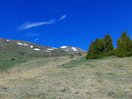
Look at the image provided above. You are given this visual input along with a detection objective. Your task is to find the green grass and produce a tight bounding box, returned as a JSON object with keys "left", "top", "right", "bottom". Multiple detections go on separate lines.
{"left": 0, "top": 53, "right": 35, "bottom": 71}
{"left": 0, "top": 59, "right": 27, "bottom": 71}
{"left": 61, "top": 56, "right": 114, "bottom": 69}
{"left": 61, "top": 57, "right": 88, "bottom": 68}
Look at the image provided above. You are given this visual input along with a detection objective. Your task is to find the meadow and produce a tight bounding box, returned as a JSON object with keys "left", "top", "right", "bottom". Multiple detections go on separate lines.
{"left": 0, "top": 56, "right": 132, "bottom": 99}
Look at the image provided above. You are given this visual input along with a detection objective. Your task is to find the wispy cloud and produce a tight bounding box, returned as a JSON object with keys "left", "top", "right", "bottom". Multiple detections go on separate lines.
{"left": 18, "top": 14, "right": 67, "bottom": 30}
{"left": 18, "top": 19, "right": 55, "bottom": 30}
{"left": 34, "top": 38, "right": 39, "bottom": 42}
{"left": 59, "top": 14, "right": 67, "bottom": 21}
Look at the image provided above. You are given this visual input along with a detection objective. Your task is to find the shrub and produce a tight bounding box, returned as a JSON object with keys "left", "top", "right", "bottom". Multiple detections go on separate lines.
{"left": 11, "top": 58, "right": 15, "bottom": 61}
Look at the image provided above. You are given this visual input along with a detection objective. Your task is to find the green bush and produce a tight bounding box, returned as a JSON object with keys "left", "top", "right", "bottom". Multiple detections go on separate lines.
{"left": 11, "top": 58, "right": 15, "bottom": 61}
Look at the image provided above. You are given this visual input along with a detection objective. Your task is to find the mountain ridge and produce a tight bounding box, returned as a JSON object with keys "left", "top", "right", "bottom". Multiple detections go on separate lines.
{"left": 0, "top": 38, "right": 85, "bottom": 57}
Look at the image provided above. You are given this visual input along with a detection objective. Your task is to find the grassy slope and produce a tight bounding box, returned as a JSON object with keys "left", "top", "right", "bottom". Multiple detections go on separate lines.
{"left": 0, "top": 51, "right": 34, "bottom": 70}
{"left": 0, "top": 56, "right": 132, "bottom": 99}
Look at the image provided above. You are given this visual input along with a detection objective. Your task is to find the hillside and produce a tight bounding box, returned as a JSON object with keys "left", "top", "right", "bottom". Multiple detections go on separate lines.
{"left": 0, "top": 38, "right": 84, "bottom": 70}
{"left": 0, "top": 56, "right": 132, "bottom": 99}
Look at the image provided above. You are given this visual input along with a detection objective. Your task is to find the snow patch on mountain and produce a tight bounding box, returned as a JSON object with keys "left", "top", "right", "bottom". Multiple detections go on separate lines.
{"left": 17, "top": 42, "right": 23, "bottom": 46}
{"left": 72, "top": 47, "right": 78, "bottom": 52}
{"left": 30, "top": 45, "right": 33, "bottom": 48}
{"left": 34, "top": 48, "right": 41, "bottom": 51}
{"left": 23, "top": 43, "right": 28, "bottom": 46}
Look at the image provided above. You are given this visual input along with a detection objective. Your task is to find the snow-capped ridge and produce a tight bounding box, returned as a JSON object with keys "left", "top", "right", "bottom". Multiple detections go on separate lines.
{"left": 0, "top": 38, "right": 85, "bottom": 57}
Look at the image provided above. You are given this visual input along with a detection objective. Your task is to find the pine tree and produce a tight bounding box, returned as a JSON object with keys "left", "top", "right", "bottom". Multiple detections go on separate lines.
{"left": 86, "top": 40, "right": 98, "bottom": 59}
{"left": 86, "top": 39, "right": 105, "bottom": 59}
{"left": 116, "top": 32, "right": 132, "bottom": 57}
{"left": 104, "top": 35, "right": 113, "bottom": 51}
{"left": 103, "top": 35, "right": 114, "bottom": 56}
{"left": 86, "top": 34, "right": 114, "bottom": 59}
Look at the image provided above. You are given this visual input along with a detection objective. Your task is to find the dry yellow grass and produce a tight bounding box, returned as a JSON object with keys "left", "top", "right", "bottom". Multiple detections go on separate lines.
{"left": 0, "top": 56, "right": 132, "bottom": 99}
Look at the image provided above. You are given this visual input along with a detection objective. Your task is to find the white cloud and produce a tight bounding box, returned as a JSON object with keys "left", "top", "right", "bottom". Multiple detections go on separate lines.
{"left": 18, "top": 19, "right": 55, "bottom": 30}
{"left": 18, "top": 14, "right": 67, "bottom": 30}
{"left": 59, "top": 14, "right": 67, "bottom": 21}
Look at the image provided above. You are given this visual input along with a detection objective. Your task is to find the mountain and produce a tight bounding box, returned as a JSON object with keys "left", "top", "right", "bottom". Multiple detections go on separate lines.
{"left": 0, "top": 38, "right": 85, "bottom": 58}
{"left": 0, "top": 38, "right": 85, "bottom": 69}
{"left": 60, "top": 46, "right": 85, "bottom": 54}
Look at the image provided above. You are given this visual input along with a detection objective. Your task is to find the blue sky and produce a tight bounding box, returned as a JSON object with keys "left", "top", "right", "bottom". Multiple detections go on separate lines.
{"left": 0, "top": 0, "right": 132, "bottom": 50}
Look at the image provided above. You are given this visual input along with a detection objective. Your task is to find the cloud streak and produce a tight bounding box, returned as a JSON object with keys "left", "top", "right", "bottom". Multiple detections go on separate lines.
{"left": 18, "top": 14, "right": 67, "bottom": 30}
{"left": 59, "top": 14, "right": 67, "bottom": 21}
{"left": 18, "top": 19, "right": 55, "bottom": 30}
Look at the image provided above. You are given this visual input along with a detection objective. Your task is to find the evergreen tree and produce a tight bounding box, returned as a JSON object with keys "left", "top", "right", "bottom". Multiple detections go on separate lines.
{"left": 103, "top": 35, "right": 114, "bottom": 56}
{"left": 86, "top": 40, "right": 98, "bottom": 59}
{"left": 104, "top": 35, "right": 113, "bottom": 51}
{"left": 86, "top": 39, "right": 105, "bottom": 59}
{"left": 86, "top": 34, "right": 114, "bottom": 59}
{"left": 95, "top": 39, "right": 105, "bottom": 54}
{"left": 116, "top": 32, "right": 132, "bottom": 57}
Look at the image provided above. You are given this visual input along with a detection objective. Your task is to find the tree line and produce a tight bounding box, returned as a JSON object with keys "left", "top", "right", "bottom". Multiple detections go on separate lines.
{"left": 86, "top": 32, "right": 132, "bottom": 59}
